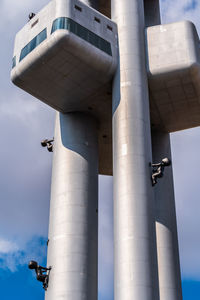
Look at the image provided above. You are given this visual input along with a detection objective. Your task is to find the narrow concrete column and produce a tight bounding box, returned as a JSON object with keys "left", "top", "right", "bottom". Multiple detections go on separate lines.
{"left": 152, "top": 130, "right": 182, "bottom": 300}
{"left": 112, "top": 0, "right": 159, "bottom": 299}
{"left": 45, "top": 112, "right": 98, "bottom": 300}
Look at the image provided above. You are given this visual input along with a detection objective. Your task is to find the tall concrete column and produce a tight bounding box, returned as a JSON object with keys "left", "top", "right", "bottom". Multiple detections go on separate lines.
{"left": 45, "top": 112, "right": 98, "bottom": 300}
{"left": 112, "top": 0, "right": 159, "bottom": 299}
{"left": 152, "top": 130, "right": 182, "bottom": 300}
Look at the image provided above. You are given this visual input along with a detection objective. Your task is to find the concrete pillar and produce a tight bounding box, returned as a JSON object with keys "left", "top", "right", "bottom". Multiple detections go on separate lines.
{"left": 45, "top": 112, "right": 98, "bottom": 300}
{"left": 152, "top": 130, "right": 182, "bottom": 300}
{"left": 111, "top": 0, "right": 159, "bottom": 299}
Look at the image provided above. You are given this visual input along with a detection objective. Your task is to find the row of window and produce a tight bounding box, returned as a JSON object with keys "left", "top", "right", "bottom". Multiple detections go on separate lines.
{"left": 20, "top": 28, "right": 47, "bottom": 62}
{"left": 74, "top": 4, "right": 113, "bottom": 31}
{"left": 51, "top": 17, "right": 112, "bottom": 56}
{"left": 12, "top": 56, "right": 16, "bottom": 69}
{"left": 12, "top": 17, "right": 112, "bottom": 69}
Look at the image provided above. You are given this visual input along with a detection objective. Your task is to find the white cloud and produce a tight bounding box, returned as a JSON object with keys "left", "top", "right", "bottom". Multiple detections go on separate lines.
{"left": 0, "top": 239, "right": 18, "bottom": 254}
{"left": 0, "top": 237, "right": 47, "bottom": 273}
{"left": 161, "top": 0, "right": 200, "bottom": 32}
{"left": 0, "top": 88, "right": 54, "bottom": 128}
{"left": 1, "top": 0, "right": 49, "bottom": 22}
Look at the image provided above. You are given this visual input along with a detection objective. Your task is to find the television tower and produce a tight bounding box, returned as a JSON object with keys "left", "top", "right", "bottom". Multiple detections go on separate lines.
{"left": 11, "top": 0, "right": 200, "bottom": 299}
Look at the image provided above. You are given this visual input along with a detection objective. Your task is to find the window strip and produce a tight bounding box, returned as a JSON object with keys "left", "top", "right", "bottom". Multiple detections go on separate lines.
{"left": 94, "top": 17, "right": 100, "bottom": 23}
{"left": 20, "top": 28, "right": 47, "bottom": 62}
{"left": 107, "top": 25, "right": 113, "bottom": 31}
{"left": 74, "top": 5, "right": 82, "bottom": 12}
{"left": 51, "top": 17, "right": 112, "bottom": 56}
{"left": 12, "top": 56, "right": 16, "bottom": 69}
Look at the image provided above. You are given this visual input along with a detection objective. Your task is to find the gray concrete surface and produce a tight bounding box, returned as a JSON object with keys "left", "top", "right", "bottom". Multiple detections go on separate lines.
{"left": 147, "top": 21, "right": 200, "bottom": 132}
{"left": 45, "top": 112, "right": 98, "bottom": 300}
{"left": 111, "top": 0, "right": 159, "bottom": 299}
{"left": 11, "top": 0, "right": 118, "bottom": 113}
{"left": 152, "top": 130, "right": 182, "bottom": 300}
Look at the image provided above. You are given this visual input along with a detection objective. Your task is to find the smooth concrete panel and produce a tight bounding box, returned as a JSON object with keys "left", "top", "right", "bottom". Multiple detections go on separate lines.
{"left": 152, "top": 130, "right": 182, "bottom": 300}
{"left": 45, "top": 112, "right": 98, "bottom": 300}
{"left": 11, "top": 0, "right": 118, "bottom": 112}
{"left": 112, "top": 0, "right": 159, "bottom": 299}
{"left": 147, "top": 21, "right": 200, "bottom": 132}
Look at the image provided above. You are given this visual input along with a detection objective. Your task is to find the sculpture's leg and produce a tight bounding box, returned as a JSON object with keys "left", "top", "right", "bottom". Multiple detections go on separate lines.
{"left": 112, "top": 0, "right": 159, "bottom": 299}
{"left": 45, "top": 112, "right": 98, "bottom": 300}
{"left": 152, "top": 130, "right": 182, "bottom": 300}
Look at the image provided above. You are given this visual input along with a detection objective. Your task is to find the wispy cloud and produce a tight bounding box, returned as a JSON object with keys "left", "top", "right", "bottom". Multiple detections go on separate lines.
{"left": 0, "top": 239, "right": 18, "bottom": 254}
{"left": 183, "top": 0, "right": 198, "bottom": 12}
{"left": 0, "top": 236, "right": 47, "bottom": 273}
{"left": 161, "top": 0, "right": 200, "bottom": 29}
{"left": 1, "top": 0, "right": 49, "bottom": 22}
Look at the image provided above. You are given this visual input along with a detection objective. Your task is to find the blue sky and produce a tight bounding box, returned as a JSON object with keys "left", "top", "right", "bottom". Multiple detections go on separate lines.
{"left": 0, "top": 0, "right": 200, "bottom": 299}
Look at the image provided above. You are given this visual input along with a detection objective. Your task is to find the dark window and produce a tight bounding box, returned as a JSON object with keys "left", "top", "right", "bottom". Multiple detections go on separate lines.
{"left": 94, "top": 17, "right": 100, "bottom": 23}
{"left": 76, "top": 23, "right": 88, "bottom": 40}
{"left": 51, "top": 17, "right": 112, "bottom": 56}
{"left": 107, "top": 25, "right": 113, "bottom": 31}
{"left": 75, "top": 5, "right": 82, "bottom": 12}
{"left": 37, "top": 28, "right": 47, "bottom": 44}
{"left": 12, "top": 56, "right": 16, "bottom": 69}
{"left": 20, "top": 28, "right": 47, "bottom": 61}
{"left": 31, "top": 19, "right": 39, "bottom": 28}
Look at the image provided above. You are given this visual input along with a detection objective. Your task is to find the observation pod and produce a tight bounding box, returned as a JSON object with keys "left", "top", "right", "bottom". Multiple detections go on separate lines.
{"left": 11, "top": 0, "right": 118, "bottom": 175}
{"left": 147, "top": 21, "right": 200, "bottom": 132}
